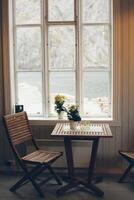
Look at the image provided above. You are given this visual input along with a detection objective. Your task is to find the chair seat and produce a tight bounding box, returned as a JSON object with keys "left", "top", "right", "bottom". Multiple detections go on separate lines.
{"left": 3, "top": 112, "right": 63, "bottom": 197}
{"left": 119, "top": 151, "right": 134, "bottom": 160}
{"left": 22, "top": 150, "right": 62, "bottom": 164}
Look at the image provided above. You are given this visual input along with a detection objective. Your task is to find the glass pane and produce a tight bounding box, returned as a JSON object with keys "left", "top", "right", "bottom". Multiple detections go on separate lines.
{"left": 83, "top": 72, "right": 111, "bottom": 117}
{"left": 49, "top": 72, "right": 75, "bottom": 116}
{"left": 83, "top": 26, "right": 110, "bottom": 69}
{"left": 83, "top": 0, "right": 110, "bottom": 23}
{"left": 48, "top": 0, "right": 74, "bottom": 21}
{"left": 48, "top": 26, "right": 75, "bottom": 69}
{"left": 17, "top": 72, "right": 43, "bottom": 116}
{"left": 15, "top": 0, "right": 41, "bottom": 24}
{"left": 16, "top": 27, "right": 42, "bottom": 71}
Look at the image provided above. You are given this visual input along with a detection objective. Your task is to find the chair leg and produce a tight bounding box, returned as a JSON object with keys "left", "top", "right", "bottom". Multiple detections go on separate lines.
{"left": 10, "top": 164, "right": 43, "bottom": 192}
{"left": 11, "top": 173, "right": 44, "bottom": 198}
{"left": 10, "top": 164, "right": 45, "bottom": 198}
{"left": 28, "top": 175, "right": 45, "bottom": 198}
{"left": 10, "top": 176, "right": 28, "bottom": 192}
{"left": 119, "top": 164, "right": 133, "bottom": 183}
{"left": 47, "top": 166, "right": 62, "bottom": 185}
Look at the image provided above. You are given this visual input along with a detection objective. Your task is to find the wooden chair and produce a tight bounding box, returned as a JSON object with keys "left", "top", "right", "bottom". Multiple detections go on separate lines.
{"left": 3, "top": 111, "right": 63, "bottom": 198}
{"left": 119, "top": 150, "right": 134, "bottom": 182}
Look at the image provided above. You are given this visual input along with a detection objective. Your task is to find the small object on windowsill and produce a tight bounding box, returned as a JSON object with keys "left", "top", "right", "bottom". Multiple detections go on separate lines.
{"left": 58, "top": 111, "right": 65, "bottom": 119}
{"left": 54, "top": 94, "right": 67, "bottom": 119}
{"left": 15, "top": 105, "right": 24, "bottom": 113}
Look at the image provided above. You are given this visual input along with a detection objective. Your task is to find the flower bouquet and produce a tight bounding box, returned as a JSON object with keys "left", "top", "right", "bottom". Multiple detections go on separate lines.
{"left": 67, "top": 104, "right": 81, "bottom": 130}
{"left": 55, "top": 94, "right": 66, "bottom": 119}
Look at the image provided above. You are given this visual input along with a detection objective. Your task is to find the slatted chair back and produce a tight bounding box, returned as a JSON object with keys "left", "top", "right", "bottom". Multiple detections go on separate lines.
{"left": 3, "top": 112, "right": 63, "bottom": 198}
{"left": 3, "top": 112, "right": 33, "bottom": 146}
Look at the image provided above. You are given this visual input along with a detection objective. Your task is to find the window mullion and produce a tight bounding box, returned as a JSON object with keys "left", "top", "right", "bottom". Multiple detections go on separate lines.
{"left": 76, "top": 0, "right": 82, "bottom": 114}
{"left": 44, "top": 0, "right": 49, "bottom": 117}
{"left": 13, "top": 0, "right": 17, "bottom": 109}
{"left": 47, "top": 21, "right": 76, "bottom": 25}
{"left": 40, "top": 0, "right": 45, "bottom": 117}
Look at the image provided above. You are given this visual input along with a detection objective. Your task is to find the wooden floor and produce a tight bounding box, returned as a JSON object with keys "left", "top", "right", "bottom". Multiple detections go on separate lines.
{"left": 0, "top": 173, "right": 134, "bottom": 200}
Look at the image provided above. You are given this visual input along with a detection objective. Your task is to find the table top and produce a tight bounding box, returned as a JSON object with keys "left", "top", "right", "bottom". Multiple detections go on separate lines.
{"left": 51, "top": 122, "right": 112, "bottom": 138}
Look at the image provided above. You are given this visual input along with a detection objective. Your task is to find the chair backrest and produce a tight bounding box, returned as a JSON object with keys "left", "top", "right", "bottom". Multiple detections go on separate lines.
{"left": 3, "top": 111, "right": 33, "bottom": 146}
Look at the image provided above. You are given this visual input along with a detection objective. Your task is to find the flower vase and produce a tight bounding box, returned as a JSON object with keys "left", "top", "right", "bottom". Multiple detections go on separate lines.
{"left": 58, "top": 111, "right": 64, "bottom": 119}
{"left": 69, "top": 120, "right": 78, "bottom": 130}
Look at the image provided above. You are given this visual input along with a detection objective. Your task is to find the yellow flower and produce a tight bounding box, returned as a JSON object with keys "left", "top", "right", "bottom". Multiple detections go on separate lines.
{"left": 68, "top": 104, "right": 79, "bottom": 112}
{"left": 55, "top": 94, "right": 65, "bottom": 103}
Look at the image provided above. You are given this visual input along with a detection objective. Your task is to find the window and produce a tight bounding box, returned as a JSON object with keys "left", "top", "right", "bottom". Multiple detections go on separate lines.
{"left": 10, "top": 0, "right": 112, "bottom": 118}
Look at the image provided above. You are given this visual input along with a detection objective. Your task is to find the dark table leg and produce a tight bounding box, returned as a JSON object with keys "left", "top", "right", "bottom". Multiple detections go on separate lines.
{"left": 88, "top": 138, "right": 99, "bottom": 182}
{"left": 57, "top": 137, "right": 79, "bottom": 195}
{"left": 64, "top": 137, "right": 75, "bottom": 181}
{"left": 57, "top": 137, "right": 104, "bottom": 197}
{"left": 86, "top": 138, "right": 104, "bottom": 197}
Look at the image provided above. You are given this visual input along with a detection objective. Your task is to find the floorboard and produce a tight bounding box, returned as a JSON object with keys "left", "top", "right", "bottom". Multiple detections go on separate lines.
{"left": 0, "top": 173, "right": 134, "bottom": 200}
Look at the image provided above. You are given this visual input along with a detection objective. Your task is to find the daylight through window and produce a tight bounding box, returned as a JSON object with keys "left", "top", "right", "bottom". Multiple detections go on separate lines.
{"left": 11, "top": 0, "right": 112, "bottom": 118}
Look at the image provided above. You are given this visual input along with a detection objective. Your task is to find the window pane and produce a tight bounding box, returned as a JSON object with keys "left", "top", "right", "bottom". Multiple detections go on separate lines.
{"left": 17, "top": 72, "right": 43, "bottom": 116}
{"left": 16, "top": 27, "right": 42, "bottom": 71}
{"left": 83, "top": 72, "right": 111, "bottom": 117}
{"left": 15, "top": 0, "right": 41, "bottom": 24}
{"left": 83, "top": 26, "right": 110, "bottom": 69}
{"left": 49, "top": 72, "right": 75, "bottom": 116}
{"left": 48, "top": 26, "right": 75, "bottom": 69}
{"left": 48, "top": 0, "right": 74, "bottom": 21}
{"left": 83, "top": 0, "right": 110, "bottom": 23}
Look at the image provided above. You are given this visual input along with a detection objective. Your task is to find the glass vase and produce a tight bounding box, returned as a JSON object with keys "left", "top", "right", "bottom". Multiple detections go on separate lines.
{"left": 69, "top": 120, "right": 78, "bottom": 130}
{"left": 58, "top": 111, "right": 64, "bottom": 119}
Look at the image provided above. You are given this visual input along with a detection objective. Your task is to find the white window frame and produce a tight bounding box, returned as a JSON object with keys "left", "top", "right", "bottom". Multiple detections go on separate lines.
{"left": 81, "top": 0, "right": 112, "bottom": 118}
{"left": 12, "top": 0, "right": 44, "bottom": 117}
{"left": 46, "top": 0, "right": 77, "bottom": 117}
{"left": 2, "top": 0, "right": 121, "bottom": 126}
